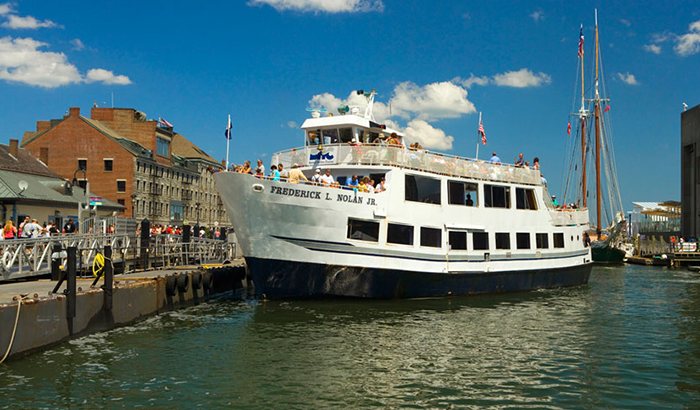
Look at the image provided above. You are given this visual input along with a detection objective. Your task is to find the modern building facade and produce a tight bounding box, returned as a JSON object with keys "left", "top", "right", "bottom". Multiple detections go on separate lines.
{"left": 681, "top": 104, "right": 700, "bottom": 238}
{"left": 21, "top": 107, "right": 226, "bottom": 227}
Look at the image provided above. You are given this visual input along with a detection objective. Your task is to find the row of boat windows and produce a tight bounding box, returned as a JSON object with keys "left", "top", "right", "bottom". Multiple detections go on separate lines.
{"left": 405, "top": 175, "right": 538, "bottom": 210}
{"left": 348, "top": 218, "right": 567, "bottom": 250}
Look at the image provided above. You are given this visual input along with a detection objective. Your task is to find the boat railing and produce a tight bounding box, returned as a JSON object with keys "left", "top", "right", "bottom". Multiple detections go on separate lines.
{"left": 272, "top": 144, "right": 543, "bottom": 186}
{"left": 549, "top": 208, "right": 590, "bottom": 226}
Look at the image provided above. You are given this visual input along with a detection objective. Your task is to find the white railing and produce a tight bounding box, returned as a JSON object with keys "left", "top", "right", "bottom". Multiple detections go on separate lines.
{"left": 549, "top": 208, "right": 590, "bottom": 226}
{"left": 272, "top": 144, "right": 543, "bottom": 185}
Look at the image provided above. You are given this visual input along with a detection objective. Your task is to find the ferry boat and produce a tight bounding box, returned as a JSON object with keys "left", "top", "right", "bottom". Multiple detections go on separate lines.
{"left": 215, "top": 91, "right": 592, "bottom": 298}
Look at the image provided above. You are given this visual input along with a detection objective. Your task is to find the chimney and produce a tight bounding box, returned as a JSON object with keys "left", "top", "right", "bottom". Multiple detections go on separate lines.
{"left": 9, "top": 139, "right": 18, "bottom": 157}
{"left": 68, "top": 107, "right": 80, "bottom": 117}
{"left": 36, "top": 120, "right": 51, "bottom": 133}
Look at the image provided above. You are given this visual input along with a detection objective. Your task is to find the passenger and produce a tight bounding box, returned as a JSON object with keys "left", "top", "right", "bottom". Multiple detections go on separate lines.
{"left": 367, "top": 178, "right": 376, "bottom": 193}
{"left": 320, "top": 168, "right": 335, "bottom": 186}
{"left": 583, "top": 232, "right": 591, "bottom": 247}
{"left": 240, "top": 160, "right": 252, "bottom": 174}
{"left": 514, "top": 153, "right": 525, "bottom": 167}
{"left": 375, "top": 177, "right": 387, "bottom": 192}
{"left": 270, "top": 165, "right": 280, "bottom": 181}
{"left": 255, "top": 159, "right": 265, "bottom": 176}
{"left": 466, "top": 193, "right": 474, "bottom": 206}
{"left": 287, "top": 164, "right": 308, "bottom": 184}
{"left": 278, "top": 163, "right": 289, "bottom": 180}
{"left": 348, "top": 175, "right": 359, "bottom": 188}
{"left": 387, "top": 133, "right": 401, "bottom": 147}
{"left": 532, "top": 157, "right": 540, "bottom": 170}
{"left": 489, "top": 152, "right": 501, "bottom": 164}
{"left": 3, "top": 220, "right": 17, "bottom": 239}
{"left": 524, "top": 161, "right": 530, "bottom": 168}
{"left": 552, "top": 195, "right": 559, "bottom": 207}
{"left": 311, "top": 168, "right": 323, "bottom": 184}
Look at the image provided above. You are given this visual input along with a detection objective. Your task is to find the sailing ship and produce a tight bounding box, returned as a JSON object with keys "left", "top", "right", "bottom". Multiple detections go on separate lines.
{"left": 564, "top": 10, "right": 627, "bottom": 263}
{"left": 215, "top": 91, "right": 593, "bottom": 299}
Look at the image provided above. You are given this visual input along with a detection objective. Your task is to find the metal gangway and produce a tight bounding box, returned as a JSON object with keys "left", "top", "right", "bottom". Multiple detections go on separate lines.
{"left": 0, "top": 232, "right": 236, "bottom": 282}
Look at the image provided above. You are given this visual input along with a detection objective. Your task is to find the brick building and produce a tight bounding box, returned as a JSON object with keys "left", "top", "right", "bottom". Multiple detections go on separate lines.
{"left": 21, "top": 107, "right": 226, "bottom": 227}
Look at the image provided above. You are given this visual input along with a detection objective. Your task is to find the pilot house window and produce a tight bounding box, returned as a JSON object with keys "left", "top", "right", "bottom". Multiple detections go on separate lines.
{"left": 448, "top": 181, "right": 478, "bottom": 206}
{"left": 515, "top": 188, "right": 538, "bottom": 210}
{"left": 405, "top": 175, "right": 441, "bottom": 204}
{"left": 484, "top": 184, "right": 511, "bottom": 208}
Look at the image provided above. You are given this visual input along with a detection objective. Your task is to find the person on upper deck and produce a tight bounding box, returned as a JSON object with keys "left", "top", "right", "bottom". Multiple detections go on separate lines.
{"left": 489, "top": 152, "right": 501, "bottom": 164}
{"left": 532, "top": 157, "right": 540, "bottom": 170}
{"left": 278, "top": 163, "right": 288, "bottom": 180}
{"left": 515, "top": 153, "right": 525, "bottom": 167}
{"left": 320, "top": 168, "right": 335, "bottom": 186}
{"left": 311, "top": 168, "right": 322, "bottom": 184}
{"left": 270, "top": 165, "right": 280, "bottom": 181}
{"left": 255, "top": 159, "right": 265, "bottom": 176}
{"left": 287, "top": 164, "right": 308, "bottom": 184}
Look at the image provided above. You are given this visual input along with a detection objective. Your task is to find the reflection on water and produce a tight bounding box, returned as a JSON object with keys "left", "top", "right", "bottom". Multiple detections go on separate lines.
{"left": 2, "top": 265, "right": 700, "bottom": 408}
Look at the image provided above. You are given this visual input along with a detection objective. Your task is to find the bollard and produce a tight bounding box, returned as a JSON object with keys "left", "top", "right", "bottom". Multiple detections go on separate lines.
{"left": 50, "top": 243, "right": 63, "bottom": 281}
{"left": 220, "top": 227, "right": 227, "bottom": 242}
{"left": 103, "top": 245, "right": 113, "bottom": 311}
{"left": 66, "top": 246, "right": 77, "bottom": 335}
{"left": 183, "top": 224, "right": 191, "bottom": 264}
{"left": 140, "top": 219, "right": 150, "bottom": 270}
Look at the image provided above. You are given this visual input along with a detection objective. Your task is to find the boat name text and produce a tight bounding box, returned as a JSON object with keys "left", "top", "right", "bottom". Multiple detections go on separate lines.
{"left": 269, "top": 186, "right": 376, "bottom": 206}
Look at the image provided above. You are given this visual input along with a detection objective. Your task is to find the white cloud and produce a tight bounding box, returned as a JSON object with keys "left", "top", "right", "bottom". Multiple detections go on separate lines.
{"left": 453, "top": 74, "right": 489, "bottom": 88}
{"left": 85, "top": 68, "right": 131, "bottom": 85}
{"left": 643, "top": 43, "right": 661, "bottom": 54}
{"left": 616, "top": 72, "right": 638, "bottom": 85}
{"left": 0, "top": 3, "right": 12, "bottom": 15}
{"left": 675, "top": 20, "right": 700, "bottom": 56}
{"left": 401, "top": 119, "right": 454, "bottom": 150}
{"left": 2, "top": 14, "right": 59, "bottom": 29}
{"left": 286, "top": 120, "right": 298, "bottom": 128}
{"left": 71, "top": 38, "right": 85, "bottom": 51}
{"left": 530, "top": 9, "right": 544, "bottom": 22}
{"left": 389, "top": 81, "right": 475, "bottom": 121}
{"left": 492, "top": 68, "right": 551, "bottom": 88}
{"left": 248, "top": 0, "right": 383, "bottom": 13}
{"left": 0, "top": 36, "right": 131, "bottom": 88}
{"left": 620, "top": 18, "right": 631, "bottom": 27}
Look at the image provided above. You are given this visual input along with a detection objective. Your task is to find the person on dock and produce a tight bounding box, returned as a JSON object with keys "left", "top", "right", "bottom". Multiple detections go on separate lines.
{"left": 3, "top": 220, "right": 17, "bottom": 239}
{"left": 63, "top": 218, "right": 76, "bottom": 234}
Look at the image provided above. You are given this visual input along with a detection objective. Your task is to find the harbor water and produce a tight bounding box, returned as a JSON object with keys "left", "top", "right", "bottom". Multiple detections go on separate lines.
{"left": 2, "top": 264, "right": 700, "bottom": 408}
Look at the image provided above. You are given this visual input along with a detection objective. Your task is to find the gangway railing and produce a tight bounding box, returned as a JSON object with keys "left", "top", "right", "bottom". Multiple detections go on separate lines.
{"left": 0, "top": 233, "right": 236, "bottom": 282}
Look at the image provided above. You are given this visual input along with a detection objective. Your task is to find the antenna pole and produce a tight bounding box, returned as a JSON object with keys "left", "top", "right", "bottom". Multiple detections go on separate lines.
{"left": 594, "top": 9, "right": 602, "bottom": 233}
{"left": 111, "top": 91, "right": 114, "bottom": 108}
{"left": 579, "top": 23, "right": 587, "bottom": 208}
{"left": 225, "top": 114, "right": 231, "bottom": 171}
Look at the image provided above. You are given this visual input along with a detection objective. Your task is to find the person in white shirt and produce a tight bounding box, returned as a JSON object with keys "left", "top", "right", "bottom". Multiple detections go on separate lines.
{"left": 311, "top": 168, "right": 323, "bottom": 184}
{"left": 23, "top": 218, "right": 42, "bottom": 238}
{"left": 320, "top": 169, "right": 335, "bottom": 186}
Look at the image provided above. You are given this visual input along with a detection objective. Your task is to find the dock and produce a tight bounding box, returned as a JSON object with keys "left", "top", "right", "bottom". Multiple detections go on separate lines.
{"left": 0, "top": 261, "right": 246, "bottom": 362}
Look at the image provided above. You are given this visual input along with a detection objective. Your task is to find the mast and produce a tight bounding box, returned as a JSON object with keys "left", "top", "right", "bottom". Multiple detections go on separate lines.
{"left": 578, "top": 24, "right": 587, "bottom": 208}
{"left": 594, "top": 9, "right": 602, "bottom": 234}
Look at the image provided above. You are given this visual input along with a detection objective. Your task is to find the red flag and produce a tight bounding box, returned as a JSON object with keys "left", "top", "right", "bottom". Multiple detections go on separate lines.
{"left": 578, "top": 25, "right": 584, "bottom": 58}
{"left": 478, "top": 121, "right": 486, "bottom": 145}
{"left": 567, "top": 121, "right": 571, "bottom": 136}
{"left": 604, "top": 105, "right": 610, "bottom": 113}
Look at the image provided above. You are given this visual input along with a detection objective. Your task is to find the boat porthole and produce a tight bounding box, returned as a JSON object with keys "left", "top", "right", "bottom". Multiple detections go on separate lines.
{"left": 571, "top": 235, "right": 574, "bottom": 241}
{"left": 252, "top": 184, "right": 264, "bottom": 193}
{"left": 577, "top": 235, "right": 580, "bottom": 240}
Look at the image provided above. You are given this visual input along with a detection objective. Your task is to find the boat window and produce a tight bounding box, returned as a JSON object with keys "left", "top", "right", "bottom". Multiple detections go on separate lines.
{"left": 495, "top": 233, "right": 510, "bottom": 250}
{"left": 347, "top": 218, "right": 379, "bottom": 242}
{"left": 516, "top": 233, "right": 531, "bottom": 249}
{"left": 553, "top": 233, "right": 565, "bottom": 248}
{"left": 339, "top": 127, "right": 353, "bottom": 143}
{"left": 387, "top": 223, "right": 414, "bottom": 245}
{"left": 484, "top": 184, "right": 511, "bottom": 208}
{"left": 321, "top": 128, "right": 339, "bottom": 144}
{"left": 472, "top": 232, "right": 489, "bottom": 250}
{"left": 420, "top": 227, "right": 442, "bottom": 248}
{"left": 307, "top": 131, "right": 320, "bottom": 145}
{"left": 536, "top": 233, "right": 549, "bottom": 249}
{"left": 448, "top": 231, "right": 467, "bottom": 250}
{"left": 368, "top": 132, "right": 379, "bottom": 143}
{"left": 405, "top": 174, "right": 441, "bottom": 204}
{"left": 448, "top": 181, "right": 478, "bottom": 206}
{"left": 515, "top": 188, "right": 538, "bottom": 210}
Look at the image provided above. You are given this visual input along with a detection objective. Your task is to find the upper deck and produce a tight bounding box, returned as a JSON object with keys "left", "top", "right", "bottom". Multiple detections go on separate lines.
{"left": 273, "top": 143, "right": 543, "bottom": 186}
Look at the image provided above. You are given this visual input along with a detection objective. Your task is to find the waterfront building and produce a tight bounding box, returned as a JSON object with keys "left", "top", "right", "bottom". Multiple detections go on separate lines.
{"left": 629, "top": 201, "right": 681, "bottom": 239}
{"left": 20, "top": 107, "right": 226, "bottom": 227}
{"left": 0, "top": 139, "right": 122, "bottom": 227}
{"left": 681, "top": 104, "right": 700, "bottom": 238}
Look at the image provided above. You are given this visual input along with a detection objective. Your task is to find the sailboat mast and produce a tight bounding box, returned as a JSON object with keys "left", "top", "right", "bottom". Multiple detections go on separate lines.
{"left": 594, "top": 9, "right": 602, "bottom": 234}
{"left": 579, "top": 24, "right": 587, "bottom": 208}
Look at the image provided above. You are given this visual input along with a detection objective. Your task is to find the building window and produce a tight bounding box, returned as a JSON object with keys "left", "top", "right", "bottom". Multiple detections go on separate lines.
{"left": 387, "top": 223, "right": 414, "bottom": 245}
{"left": 405, "top": 174, "right": 441, "bottom": 204}
{"left": 448, "top": 181, "right": 478, "bottom": 206}
{"left": 515, "top": 188, "right": 538, "bottom": 210}
{"left": 78, "top": 159, "right": 87, "bottom": 171}
{"left": 117, "top": 179, "right": 127, "bottom": 193}
{"left": 448, "top": 231, "right": 467, "bottom": 250}
{"left": 347, "top": 218, "right": 379, "bottom": 242}
{"left": 553, "top": 233, "right": 565, "bottom": 248}
{"left": 420, "top": 227, "right": 442, "bottom": 248}
{"left": 104, "top": 159, "right": 113, "bottom": 172}
{"left": 473, "top": 232, "right": 489, "bottom": 250}
{"left": 536, "top": 233, "right": 549, "bottom": 249}
{"left": 484, "top": 184, "right": 511, "bottom": 208}
{"left": 495, "top": 232, "right": 510, "bottom": 250}
{"left": 157, "top": 137, "right": 170, "bottom": 157}
{"left": 516, "top": 233, "right": 531, "bottom": 249}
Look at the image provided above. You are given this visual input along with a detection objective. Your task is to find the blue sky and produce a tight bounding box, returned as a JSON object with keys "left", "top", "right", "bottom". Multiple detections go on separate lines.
{"left": 0, "top": 0, "right": 699, "bottom": 211}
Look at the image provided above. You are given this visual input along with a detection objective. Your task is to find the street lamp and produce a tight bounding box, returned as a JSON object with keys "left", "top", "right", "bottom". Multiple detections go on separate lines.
{"left": 72, "top": 168, "right": 87, "bottom": 233}
{"left": 195, "top": 202, "right": 201, "bottom": 238}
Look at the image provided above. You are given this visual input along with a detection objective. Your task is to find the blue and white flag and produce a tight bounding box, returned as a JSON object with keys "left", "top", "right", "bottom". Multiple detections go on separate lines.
{"left": 225, "top": 115, "right": 232, "bottom": 140}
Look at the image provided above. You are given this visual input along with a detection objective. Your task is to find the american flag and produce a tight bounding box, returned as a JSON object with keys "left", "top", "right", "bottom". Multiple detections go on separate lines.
{"left": 224, "top": 114, "right": 232, "bottom": 140}
{"left": 159, "top": 117, "right": 173, "bottom": 128}
{"left": 567, "top": 121, "right": 572, "bottom": 136}
{"left": 478, "top": 121, "right": 486, "bottom": 145}
{"left": 578, "top": 25, "right": 584, "bottom": 58}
